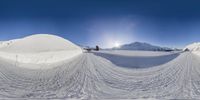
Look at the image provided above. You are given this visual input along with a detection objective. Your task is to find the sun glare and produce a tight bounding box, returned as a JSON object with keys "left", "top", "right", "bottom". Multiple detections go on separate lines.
{"left": 114, "top": 42, "right": 120, "bottom": 48}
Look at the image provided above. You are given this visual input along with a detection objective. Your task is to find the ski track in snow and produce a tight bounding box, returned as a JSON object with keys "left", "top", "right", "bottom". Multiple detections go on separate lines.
{"left": 0, "top": 51, "right": 200, "bottom": 99}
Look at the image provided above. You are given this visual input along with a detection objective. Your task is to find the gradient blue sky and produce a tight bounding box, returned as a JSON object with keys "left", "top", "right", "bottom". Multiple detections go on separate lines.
{"left": 1, "top": 0, "right": 200, "bottom": 48}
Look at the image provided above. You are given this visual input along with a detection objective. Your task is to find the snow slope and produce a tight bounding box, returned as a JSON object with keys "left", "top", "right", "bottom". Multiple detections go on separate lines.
{"left": 184, "top": 42, "right": 200, "bottom": 51}
{"left": 0, "top": 50, "right": 200, "bottom": 99}
{"left": 0, "top": 34, "right": 82, "bottom": 67}
{"left": 184, "top": 42, "right": 200, "bottom": 56}
{"left": 113, "top": 42, "right": 173, "bottom": 51}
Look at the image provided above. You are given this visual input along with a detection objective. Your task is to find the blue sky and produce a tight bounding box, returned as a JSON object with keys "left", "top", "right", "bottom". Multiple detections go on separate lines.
{"left": 0, "top": 0, "right": 200, "bottom": 48}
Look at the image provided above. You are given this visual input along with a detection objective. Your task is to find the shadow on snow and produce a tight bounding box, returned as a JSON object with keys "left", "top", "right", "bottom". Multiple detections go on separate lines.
{"left": 93, "top": 52, "right": 180, "bottom": 68}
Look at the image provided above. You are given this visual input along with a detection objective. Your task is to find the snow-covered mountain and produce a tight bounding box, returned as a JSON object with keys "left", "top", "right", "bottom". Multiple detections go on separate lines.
{"left": 113, "top": 42, "right": 173, "bottom": 51}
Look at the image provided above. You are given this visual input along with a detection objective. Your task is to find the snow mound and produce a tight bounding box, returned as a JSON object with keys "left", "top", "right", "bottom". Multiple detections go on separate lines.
{"left": 0, "top": 34, "right": 82, "bottom": 66}
{"left": 184, "top": 42, "right": 200, "bottom": 51}
{"left": 184, "top": 42, "right": 200, "bottom": 56}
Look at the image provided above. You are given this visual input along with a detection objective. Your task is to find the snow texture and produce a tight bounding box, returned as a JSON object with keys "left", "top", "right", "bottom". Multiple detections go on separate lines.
{"left": 184, "top": 42, "right": 200, "bottom": 57}
{"left": 0, "top": 35, "right": 200, "bottom": 99}
{"left": 0, "top": 34, "right": 82, "bottom": 68}
{"left": 0, "top": 49, "right": 200, "bottom": 99}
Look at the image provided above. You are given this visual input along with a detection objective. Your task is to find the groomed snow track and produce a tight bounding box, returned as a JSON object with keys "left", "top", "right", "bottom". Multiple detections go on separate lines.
{"left": 0, "top": 52, "right": 200, "bottom": 99}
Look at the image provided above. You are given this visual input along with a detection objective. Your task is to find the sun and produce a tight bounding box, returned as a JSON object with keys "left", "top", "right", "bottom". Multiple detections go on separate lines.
{"left": 114, "top": 42, "right": 120, "bottom": 48}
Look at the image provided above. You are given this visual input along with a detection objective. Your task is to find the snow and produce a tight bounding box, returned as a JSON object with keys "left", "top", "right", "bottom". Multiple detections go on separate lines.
{"left": 93, "top": 50, "right": 180, "bottom": 68}
{"left": 184, "top": 42, "right": 200, "bottom": 51}
{"left": 0, "top": 49, "right": 200, "bottom": 99}
{"left": 113, "top": 42, "right": 173, "bottom": 51}
{"left": 0, "top": 34, "right": 82, "bottom": 67}
{"left": 95, "top": 50, "right": 178, "bottom": 57}
{"left": 0, "top": 35, "right": 200, "bottom": 99}
{"left": 184, "top": 42, "right": 200, "bottom": 57}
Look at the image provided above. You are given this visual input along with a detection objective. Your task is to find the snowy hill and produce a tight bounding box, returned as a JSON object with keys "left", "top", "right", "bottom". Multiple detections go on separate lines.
{"left": 184, "top": 42, "right": 200, "bottom": 51}
{"left": 113, "top": 42, "right": 173, "bottom": 51}
{"left": 0, "top": 34, "right": 81, "bottom": 52}
{"left": 0, "top": 34, "right": 82, "bottom": 66}
{"left": 184, "top": 42, "right": 200, "bottom": 56}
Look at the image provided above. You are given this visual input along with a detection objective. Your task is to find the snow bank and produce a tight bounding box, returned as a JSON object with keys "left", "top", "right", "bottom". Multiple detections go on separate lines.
{"left": 184, "top": 42, "right": 200, "bottom": 51}
{"left": 0, "top": 34, "right": 82, "bottom": 64}
{"left": 184, "top": 42, "right": 200, "bottom": 56}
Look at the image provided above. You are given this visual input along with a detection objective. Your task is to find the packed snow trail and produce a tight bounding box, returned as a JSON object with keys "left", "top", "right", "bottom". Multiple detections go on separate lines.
{"left": 0, "top": 52, "right": 200, "bottom": 99}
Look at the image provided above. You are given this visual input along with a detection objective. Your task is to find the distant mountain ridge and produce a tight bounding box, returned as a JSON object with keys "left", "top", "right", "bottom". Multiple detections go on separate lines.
{"left": 112, "top": 42, "right": 175, "bottom": 51}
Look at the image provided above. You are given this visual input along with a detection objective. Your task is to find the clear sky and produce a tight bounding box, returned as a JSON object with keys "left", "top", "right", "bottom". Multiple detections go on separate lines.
{"left": 1, "top": 0, "right": 200, "bottom": 48}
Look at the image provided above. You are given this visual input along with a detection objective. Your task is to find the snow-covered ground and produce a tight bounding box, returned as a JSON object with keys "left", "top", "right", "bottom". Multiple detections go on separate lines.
{"left": 95, "top": 50, "right": 179, "bottom": 57}
{"left": 0, "top": 35, "right": 200, "bottom": 99}
{"left": 93, "top": 50, "right": 181, "bottom": 68}
{"left": 0, "top": 49, "right": 200, "bottom": 99}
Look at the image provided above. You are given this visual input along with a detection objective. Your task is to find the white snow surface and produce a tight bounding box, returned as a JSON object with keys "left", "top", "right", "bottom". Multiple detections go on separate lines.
{"left": 0, "top": 34, "right": 82, "bottom": 67}
{"left": 184, "top": 42, "right": 200, "bottom": 51}
{"left": 95, "top": 50, "right": 177, "bottom": 57}
{"left": 0, "top": 50, "right": 200, "bottom": 99}
{"left": 184, "top": 42, "right": 200, "bottom": 57}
